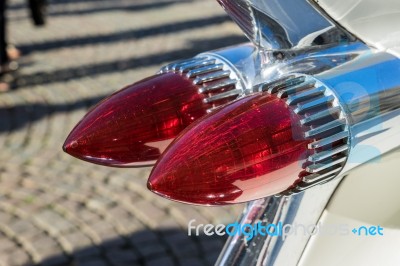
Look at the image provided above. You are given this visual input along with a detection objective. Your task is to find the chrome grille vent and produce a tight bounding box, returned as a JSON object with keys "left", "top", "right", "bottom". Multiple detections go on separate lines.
{"left": 160, "top": 57, "right": 244, "bottom": 112}
{"left": 257, "top": 75, "right": 350, "bottom": 195}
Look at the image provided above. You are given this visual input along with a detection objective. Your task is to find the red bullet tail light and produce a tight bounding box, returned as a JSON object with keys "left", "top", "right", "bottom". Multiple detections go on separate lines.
{"left": 148, "top": 75, "right": 349, "bottom": 205}
{"left": 63, "top": 57, "right": 243, "bottom": 167}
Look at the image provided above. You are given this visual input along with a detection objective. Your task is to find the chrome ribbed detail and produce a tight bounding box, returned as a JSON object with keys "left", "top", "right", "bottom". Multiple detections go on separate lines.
{"left": 159, "top": 57, "right": 243, "bottom": 112}
{"left": 259, "top": 75, "right": 350, "bottom": 196}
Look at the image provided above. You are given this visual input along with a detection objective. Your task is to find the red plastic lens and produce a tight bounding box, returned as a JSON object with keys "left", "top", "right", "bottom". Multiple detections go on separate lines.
{"left": 63, "top": 72, "right": 209, "bottom": 167}
{"left": 148, "top": 93, "right": 312, "bottom": 205}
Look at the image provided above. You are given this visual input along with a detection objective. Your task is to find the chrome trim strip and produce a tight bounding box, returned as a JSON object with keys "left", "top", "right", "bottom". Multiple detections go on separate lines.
{"left": 308, "top": 145, "right": 349, "bottom": 163}
{"left": 286, "top": 87, "right": 325, "bottom": 105}
{"left": 186, "top": 64, "right": 224, "bottom": 78}
{"left": 301, "top": 106, "right": 341, "bottom": 126}
{"left": 178, "top": 59, "right": 216, "bottom": 73}
{"left": 203, "top": 89, "right": 243, "bottom": 104}
{"left": 294, "top": 95, "right": 334, "bottom": 115}
{"left": 217, "top": 0, "right": 356, "bottom": 50}
{"left": 193, "top": 70, "right": 231, "bottom": 85}
{"left": 308, "top": 131, "right": 348, "bottom": 149}
{"left": 276, "top": 80, "right": 316, "bottom": 98}
{"left": 199, "top": 79, "right": 238, "bottom": 94}
{"left": 304, "top": 119, "right": 346, "bottom": 138}
{"left": 306, "top": 157, "right": 347, "bottom": 173}
{"left": 302, "top": 167, "right": 342, "bottom": 184}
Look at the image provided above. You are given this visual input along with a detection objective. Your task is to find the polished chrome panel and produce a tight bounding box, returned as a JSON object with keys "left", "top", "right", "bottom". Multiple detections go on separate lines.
{"left": 313, "top": 51, "right": 400, "bottom": 174}
{"left": 216, "top": 179, "right": 342, "bottom": 266}
{"left": 204, "top": 42, "right": 362, "bottom": 89}
{"left": 213, "top": 24, "right": 400, "bottom": 266}
{"left": 223, "top": 42, "right": 400, "bottom": 195}
{"left": 216, "top": 0, "right": 355, "bottom": 50}
{"left": 199, "top": 43, "right": 262, "bottom": 92}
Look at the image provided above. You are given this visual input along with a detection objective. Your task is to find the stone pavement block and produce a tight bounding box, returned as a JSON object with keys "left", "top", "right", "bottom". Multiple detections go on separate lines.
{"left": 74, "top": 208, "right": 99, "bottom": 223}
{"left": 63, "top": 231, "right": 93, "bottom": 250}
{"left": 7, "top": 249, "right": 31, "bottom": 266}
{"left": 205, "top": 251, "right": 222, "bottom": 266}
{"left": 41, "top": 254, "right": 70, "bottom": 266}
{"left": 162, "top": 231, "right": 200, "bottom": 258}
{"left": 145, "top": 256, "right": 175, "bottom": 266}
{"left": 106, "top": 247, "right": 139, "bottom": 266}
{"left": 33, "top": 234, "right": 63, "bottom": 256}
{"left": 35, "top": 209, "right": 75, "bottom": 233}
{"left": 85, "top": 199, "right": 107, "bottom": 212}
{"left": 99, "top": 235, "right": 126, "bottom": 249}
{"left": 0, "top": 212, "right": 13, "bottom": 224}
{"left": 178, "top": 258, "right": 205, "bottom": 266}
{"left": 9, "top": 219, "right": 39, "bottom": 238}
{"left": 130, "top": 230, "right": 159, "bottom": 246}
{"left": 74, "top": 257, "right": 108, "bottom": 266}
{"left": 133, "top": 200, "right": 167, "bottom": 225}
{"left": 135, "top": 242, "right": 168, "bottom": 258}
{"left": 0, "top": 237, "right": 17, "bottom": 252}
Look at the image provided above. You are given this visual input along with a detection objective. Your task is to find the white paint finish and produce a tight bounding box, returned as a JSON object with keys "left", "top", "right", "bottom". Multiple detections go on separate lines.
{"left": 316, "top": 0, "right": 400, "bottom": 58}
{"left": 299, "top": 147, "right": 400, "bottom": 266}
{"left": 342, "top": 109, "right": 400, "bottom": 175}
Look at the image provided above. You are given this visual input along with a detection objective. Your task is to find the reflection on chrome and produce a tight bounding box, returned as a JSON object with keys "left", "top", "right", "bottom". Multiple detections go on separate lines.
{"left": 217, "top": 0, "right": 355, "bottom": 49}
{"left": 213, "top": 1, "right": 400, "bottom": 263}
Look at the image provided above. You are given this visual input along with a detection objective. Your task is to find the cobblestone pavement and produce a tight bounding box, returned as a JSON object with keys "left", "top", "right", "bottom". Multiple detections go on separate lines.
{"left": 0, "top": 0, "right": 247, "bottom": 265}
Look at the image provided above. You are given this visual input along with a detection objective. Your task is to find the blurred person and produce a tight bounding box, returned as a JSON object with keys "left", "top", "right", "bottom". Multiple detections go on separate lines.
{"left": 1, "top": 0, "right": 9, "bottom": 91}
{"left": 29, "top": 0, "right": 47, "bottom": 26}
{"left": 0, "top": 0, "right": 46, "bottom": 91}
{"left": 0, "top": 0, "right": 20, "bottom": 91}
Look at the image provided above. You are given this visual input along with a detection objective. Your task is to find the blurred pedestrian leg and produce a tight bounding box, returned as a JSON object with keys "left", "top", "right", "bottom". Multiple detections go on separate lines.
{"left": 0, "top": 0, "right": 10, "bottom": 91}
{"left": 0, "top": 0, "right": 8, "bottom": 66}
{"left": 0, "top": 0, "right": 18, "bottom": 92}
{"left": 29, "top": 0, "right": 47, "bottom": 26}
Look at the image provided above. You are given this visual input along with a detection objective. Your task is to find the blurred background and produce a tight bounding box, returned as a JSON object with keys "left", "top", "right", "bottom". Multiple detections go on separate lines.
{"left": 0, "top": 0, "right": 248, "bottom": 265}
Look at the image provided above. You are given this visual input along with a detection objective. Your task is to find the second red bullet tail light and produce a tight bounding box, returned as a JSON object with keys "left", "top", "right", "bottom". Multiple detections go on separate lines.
{"left": 148, "top": 75, "right": 350, "bottom": 205}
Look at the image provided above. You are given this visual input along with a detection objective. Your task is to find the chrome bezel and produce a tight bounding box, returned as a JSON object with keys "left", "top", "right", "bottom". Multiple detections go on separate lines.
{"left": 160, "top": 56, "right": 245, "bottom": 112}
{"left": 258, "top": 75, "right": 350, "bottom": 195}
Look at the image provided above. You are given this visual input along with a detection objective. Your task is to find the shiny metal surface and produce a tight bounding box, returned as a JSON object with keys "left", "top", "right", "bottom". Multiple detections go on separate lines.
{"left": 215, "top": 37, "right": 400, "bottom": 266}
{"left": 217, "top": 0, "right": 355, "bottom": 50}
{"left": 215, "top": 197, "right": 288, "bottom": 266}
{"left": 200, "top": 42, "right": 369, "bottom": 93}
{"left": 192, "top": 42, "right": 395, "bottom": 196}
{"left": 199, "top": 43, "right": 262, "bottom": 92}
{"left": 216, "top": 179, "right": 342, "bottom": 266}
{"left": 314, "top": 51, "right": 400, "bottom": 174}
